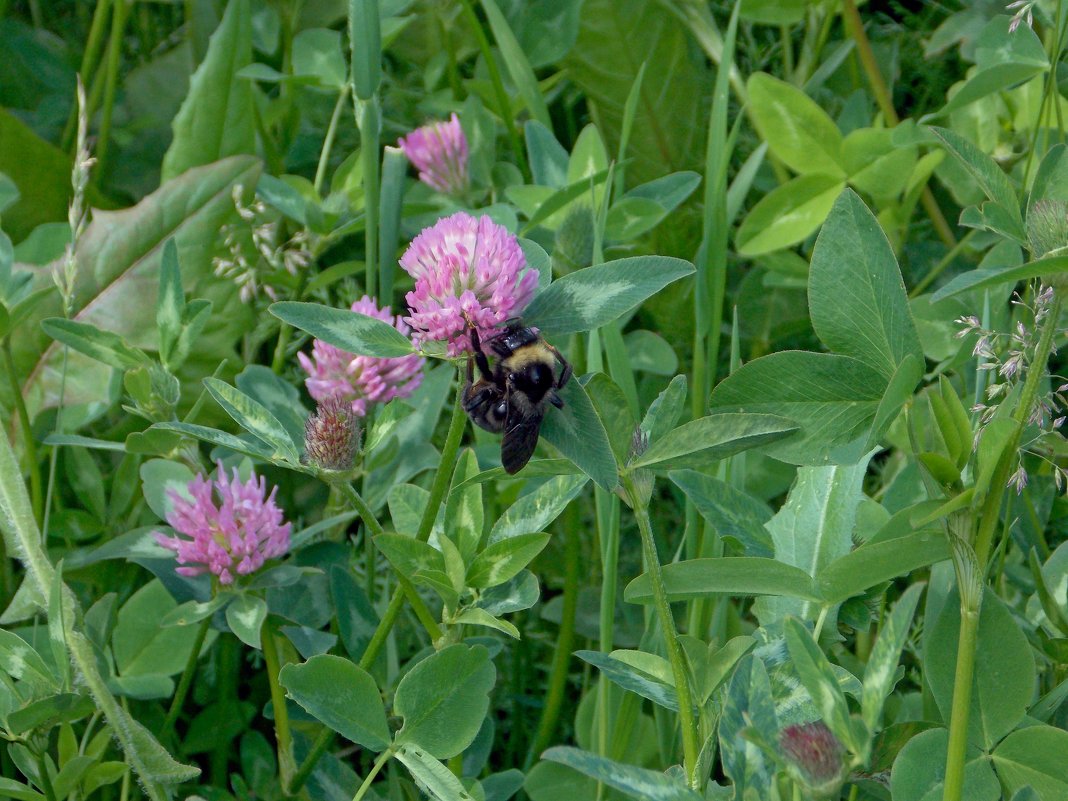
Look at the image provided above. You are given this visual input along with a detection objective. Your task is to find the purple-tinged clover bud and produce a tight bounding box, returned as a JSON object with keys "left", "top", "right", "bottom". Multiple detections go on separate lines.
{"left": 155, "top": 464, "right": 291, "bottom": 586}
{"left": 400, "top": 212, "right": 538, "bottom": 356}
{"left": 304, "top": 396, "right": 362, "bottom": 473}
{"left": 780, "top": 721, "right": 845, "bottom": 797}
{"left": 398, "top": 113, "right": 469, "bottom": 196}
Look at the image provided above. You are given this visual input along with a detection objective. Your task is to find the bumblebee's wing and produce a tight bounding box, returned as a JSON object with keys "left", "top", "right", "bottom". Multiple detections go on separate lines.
{"left": 501, "top": 405, "right": 545, "bottom": 474}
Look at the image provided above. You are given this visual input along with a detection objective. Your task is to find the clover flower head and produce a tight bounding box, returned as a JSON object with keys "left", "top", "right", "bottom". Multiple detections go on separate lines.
{"left": 780, "top": 721, "right": 844, "bottom": 793}
{"left": 155, "top": 464, "right": 291, "bottom": 585}
{"left": 400, "top": 212, "right": 538, "bottom": 356}
{"left": 398, "top": 113, "right": 469, "bottom": 195}
{"left": 298, "top": 296, "right": 425, "bottom": 416}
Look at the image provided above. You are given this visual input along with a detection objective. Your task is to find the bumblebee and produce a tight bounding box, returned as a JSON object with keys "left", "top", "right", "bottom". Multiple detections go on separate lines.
{"left": 462, "top": 322, "right": 572, "bottom": 474}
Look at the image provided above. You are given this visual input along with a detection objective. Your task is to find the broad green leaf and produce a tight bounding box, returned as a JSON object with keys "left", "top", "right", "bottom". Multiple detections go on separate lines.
{"left": 10, "top": 156, "right": 260, "bottom": 422}
{"left": 708, "top": 351, "right": 887, "bottom": 465}
{"left": 747, "top": 72, "right": 846, "bottom": 177}
{"left": 490, "top": 474, "right": 588, "bottom": 542}
{"left": 542, "top": 746, "right": 701, "bottom": 801}
{"left": 160, "top": 596, "right": 229, "bottom": 627}
{"left": 754, "top": 454, "right": 872, "bottom": 626}
{"left": 563, "top": 0, "right": 708, "bottom": 186}
{"left": 736, "top": 173, "right": 845, "bottom": 256}
{"left": 843, "top": 128, "right": 918, "bottom": 200}
{"left": 890, "top": 727, "right": 1000, "bottom": 801}
{"left": 204, "top": 378, "right": 299, "bottom": 463}
{"left": 624, "top": 330, "right": 678, "bottom": 376}
{"left": 0, "top": 110, "right": 78, "bottom": 243}
{"left": 861, "top": 583, "right": 925, "bottom": 736}
{"left": 719, "top": 655, "right": 778, "bottom": 800}
{"left": 394, "top": 644, "right": 496, "bottom": 759}
{"left": 40, "top": 319, "right": 151, "bottom": 370}
{"left": 809, "top": 189, "right": 923, "bottom": 378}
{"left": 818, "top": 531, "right": 947, "bottom": 604}
{"left": 138, "top": 459, "right": 195, "bottom": 523}
{"left": 269, "top": 301, "right": 415, "bottom": 357}
{"left": 373, "top": 534, "right": 446, "bottom": 580}
{"left": 525, "top": 120, "right": 569, "bottom": 187}
{"left": 624, "top": 557, "right": 819, "bottom": 604}
{"left": 112, "top": 580, "right": 215, "bottom": 677}
{"left": 925, "top": 588, "right": 1034, "bottom": 749}
{"left": 933, "top": 17, "right": 1047, "bottom": 119}
{"left": 0, "top": 778, "right": 46, "bottom": 801}
{"left": 279, "top": 654, "right": 389, "bottom": 751}
{"left": 784, "top": 617, "right": 861, "bottom": 753}
{"left": 539, "top": 377, "right": 618, "bottom": 491}
{"left": 992, "top": 726, "right": 1068, "bottom": 801}
{"left": 930, "top": 126, "right": 1022, "bottom": 233}
{"left": 292, "top": 28, "right": 346, "bottom": 89}
{"left": 0, "top": 628, "right": 55, "bottom": 688}
{"left": 444, "top": 449, "right": 483, "bottom": 562}
{"left": 225, "top": 595, "right": 266, "bottom": 649}
{"left": 524, "top": 256, "right": 695, "bottom": 336}
{"left": 640, "top": 374, "right": 687, "bottom": 442}
{"left": 149, "top": 422, "right": 278, "bottom": 464}
{"left": 931, "top": 253, "right": 1068, "bottom": 300}
{"left": 394, "top": 744, "right": 474, "bottom": 801}
{"left": 235, "top": 365, "right": 309, "bottom": 449}
{"left": 629, "top": 413, "right": 797, "bottom": 471}
{"left": 466, "top": 533, "right": 551, "bottom": 589}
{"left": 161, "top": 0, "right": 254, "bottom": 180}
{"left": 574, "top": 651, "right": 678, "bottom": 711}
{"left": 6, "top": 693, "right": 96, "bottom": 736}
{"left": 669, "top": 470, "right": 772, "bottom": 557}
{"left": 452, "top": 607, "right": 521, "bottom": 639}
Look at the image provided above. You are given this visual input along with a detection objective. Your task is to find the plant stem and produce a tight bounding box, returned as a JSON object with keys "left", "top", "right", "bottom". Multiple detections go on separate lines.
{"left": 3, "top": 339, "right": 42, "bottom": 524}
{"left": 261, "top": 618, "right": 297, "bottom": 787}
{"left": 839, "top": 0, "right": 957, "bottom": 250}
{"left": 943, "top": 293, "right": 1063, "bottom": 801}
{"left": 457, "top": 0, "right": 529, "bottom": 179}
{"left": 315, "top": 87, "right": 350, "bottom": 197}
{"left": 287, "top": 726, "right": 334, "bottom": 795}
{"left": 623, "top": 472, "right": 700, "bottom": 788}
{"left": 357, "top": 372, "right": 468, "bottom": 669}
{"left": 334, "top": 480, "right": 442, "bottom": 640}
{"left": 160, "top": 615, "right": 211, "bottom": 738}
{"left": 352, "top": 747, "right": 393, "bottom": 801}
{"left": 941, "top": 554, "right": 980, "bottom": 801}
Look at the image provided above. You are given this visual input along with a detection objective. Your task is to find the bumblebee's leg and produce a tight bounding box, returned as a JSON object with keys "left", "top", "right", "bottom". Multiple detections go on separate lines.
{"left": 549, "top": 391, "right": 565, "bottom": 409}
{"left": 546, "top": 344, "right": 573, "bottom": 388}
{"left": 470, "top": 328, "right": 494, "bottom": 381}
